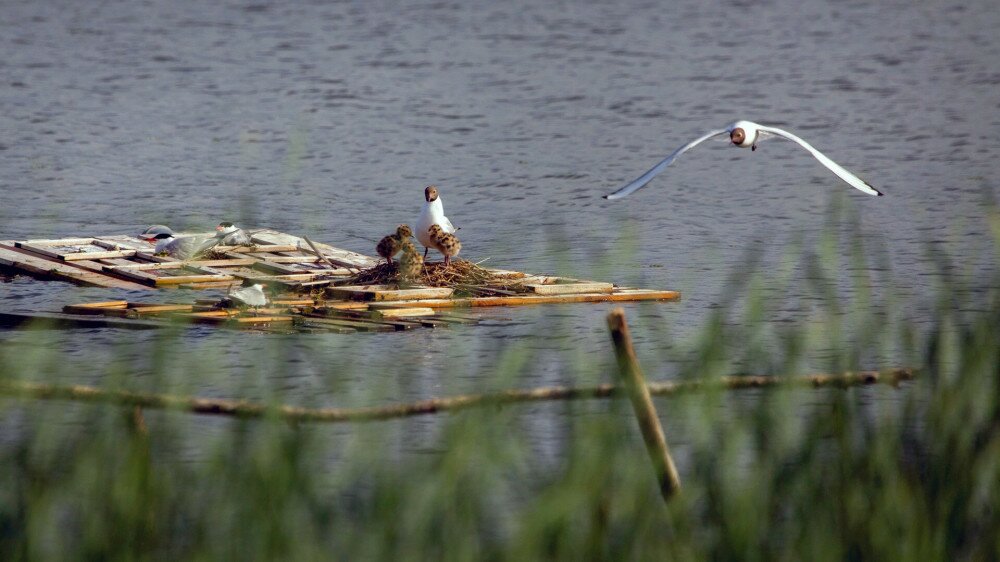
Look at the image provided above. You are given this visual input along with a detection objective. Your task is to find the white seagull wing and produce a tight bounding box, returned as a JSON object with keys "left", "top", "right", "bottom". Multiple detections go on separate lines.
{"left": 440, "top": 216, "right": 456, "bottom": 233}
{"left": 756, "top": 125, "right": 882, "bottom": 196}
{"left": 604, "top": 128, "right": 729, "bottom": 200}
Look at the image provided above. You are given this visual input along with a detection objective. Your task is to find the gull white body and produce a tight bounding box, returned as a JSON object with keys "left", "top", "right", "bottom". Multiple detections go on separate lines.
{"left": 216, "top": 225, "right": 251, "bottom": 245}
{"left": 229, "top": 284, "right": 268, "bottom": 307}
{"left": 416, "top": 192, "right": 456, "bottom": 250}
{"left": 154, "top": 235, "right": 212, "bottom": 260}
{"left": 604, "top": 120, "right": 882, "bottom": 200}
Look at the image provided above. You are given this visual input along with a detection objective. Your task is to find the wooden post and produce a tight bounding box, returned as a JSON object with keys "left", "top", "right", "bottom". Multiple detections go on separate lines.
{"left": 606, "top": 308, "right": 681, "bottom": 501}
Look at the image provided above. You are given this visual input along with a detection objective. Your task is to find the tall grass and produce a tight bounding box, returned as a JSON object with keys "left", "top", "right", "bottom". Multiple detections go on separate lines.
{"left": 0, "top": 210, "right": 998, "bottom": 560}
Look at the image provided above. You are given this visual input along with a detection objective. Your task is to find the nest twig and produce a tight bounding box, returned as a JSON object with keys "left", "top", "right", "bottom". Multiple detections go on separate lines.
{"left": 333, "top": 259, "right": 526, "bottom": 296}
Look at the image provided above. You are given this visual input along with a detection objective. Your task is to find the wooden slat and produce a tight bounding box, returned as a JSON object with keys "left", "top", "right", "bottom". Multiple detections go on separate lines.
{"left": 326, "top": 285, "right": 455, "bottom": 302}
{"left": 372, "top": 307, "right": 437, "bottom": 319}
{"left": 62, "top": 250, "right": 139, "bottom": 261}
{"left": 62, "top": 301, "right": 130, "bottom": 315}
{"left": 366, "top": 289, "right": 682, "bottom": 309}
{"left": 0, "top": 243, "right": 148, "bottom": 289}
{"left": 108, "top": 259, "right": 258, "bottom": 270}
{"left": 0, "top": 311, "right": 163, "bottom": 330}
{"left": 228, "top": 316, "right": 295, "bottom": 324}
{"left": 251, "top": 230, "right": 378, "bottom": 268}
{"left": 101, "top": 266, "right": 160, "bottom": 286}
{"left": 219, "top": 244, "right": 300, "bottom": 253}
{"left": 127, "top": 304, "right": 194, "bottom": 314}
{"left": 525, "top": 282, "right": 614, "bottom": 295}
{"left": 299, "top": 315, "right": 395, "bottom": 332}
{"left": 16, "top": 238, "right": 95, "bottom": 246}
{"left": 154, "top": 274, "right": 235, "bottom": 286}
{"left": 178, "top": 281, "right": 239, "bottom": 290}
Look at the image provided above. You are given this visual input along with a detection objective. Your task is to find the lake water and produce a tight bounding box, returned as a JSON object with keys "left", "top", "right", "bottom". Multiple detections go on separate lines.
{"left": 1, "top": 0, "right": 998, "bottom": 455}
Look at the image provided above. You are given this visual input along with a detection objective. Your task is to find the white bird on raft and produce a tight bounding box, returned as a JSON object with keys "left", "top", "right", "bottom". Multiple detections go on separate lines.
{"left": 149, "top": 232, "right": 214, "bottom": 260}
{"left": 604, "top": 120, "right": 883, "bottom": 200}
{"left": 214, "top": 221, "right": 252, "bottom": 246}
{"left": 227, "top": 283, "right": 269, "bottom": 308}
{"left": 416, "top": 185, "right": 458, "bottom": 259}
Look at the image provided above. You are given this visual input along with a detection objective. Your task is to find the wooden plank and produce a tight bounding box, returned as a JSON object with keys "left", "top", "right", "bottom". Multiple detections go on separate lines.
{"left": 178, "top": 281, "right": 240, "bottom": 290}
{"left": 293, "top": 320, "right": 357, "bottom": 334}
{"left": 127, "top": 304, "right": 194, "bottom": 314}
{"left": 525, "top": 282, "right": 614, "bottom": 295}
{"left": 102, "top": 266, "right": 159, "bottom": 286}
{"left": 260, "top": 255, "right": 322, "bottom": 264}
{"left": 326, "top": 285, "right": 455, "bottom": 302}
{"left": 366, "top": 289, "right": 682, "bottom": 309}
{"left": 250, "top": 260, "right": 308, "bottom": 275}
{"left": 0, "top": 243, "right": 147, "bottom": 289}
{"left": 318, "top": 302, "right": 371, "bottom": 311}
{"left": 251, "top": 230, "right": 378, "bottom": 268}
{"left": 372, "top": 307, "right": 437, "bottom": 319}
{"left": 299, "top": 315, "right": 395, "bottom": 332}
{"left": 0, "top": 312, "right": 163, "bottom": 331}
{"left": 220, "top": 244, "right": 300, "bottom": 253}
{"left": 108, "top": 259, "right": 258, "bottom": 270}
{"left": 154, "top": 274, "right": 235, "bottom": 286}
{"left": 272, "top": 298, "right": 317, "bottom": 306}
{"left": 62, "top": 301, "right": 130, "bottom": 315}
{"left": 62, "top": 250, "right": 138, "bottom": 261}
{"left": 16, "top": 238, "right": 96, "bottom": 246}
{"left": 228, "top": 316, "right": 295, "bottom": 324}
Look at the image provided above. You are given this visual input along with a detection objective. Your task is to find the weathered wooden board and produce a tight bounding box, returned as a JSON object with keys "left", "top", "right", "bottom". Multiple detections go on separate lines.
{"left": 0, "top": 243, "right": 149, "bottom": 290}
{"left": 326, "top": 285, "right": 455, "bottom": 302}
{"left": 251, "top": 230, "right": 378, "bottom": 268}
{"left": 524, "top": 282, "right": 614, "bottom": 295}
{"left": 366, "top": 289, "right": 681, "bottom": 309}
{"left": 0, "top": 312, "right": 163, "bottom": 330}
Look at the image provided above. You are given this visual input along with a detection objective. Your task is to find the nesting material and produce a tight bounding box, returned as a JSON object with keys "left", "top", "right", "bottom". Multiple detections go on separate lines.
{"left": 342, "top": 259, "right": 525, "bottom": 294}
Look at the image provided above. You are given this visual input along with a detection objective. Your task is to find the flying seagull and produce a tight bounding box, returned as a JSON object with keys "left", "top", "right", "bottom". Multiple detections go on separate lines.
{"left": 604, "top": 120, "right": 882, "bottom": 200}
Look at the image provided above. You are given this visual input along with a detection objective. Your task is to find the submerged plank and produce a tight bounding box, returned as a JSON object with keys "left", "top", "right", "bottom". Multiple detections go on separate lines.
{"left": 0, "top": 312, "right": 163, "bottom": 331}
{"left": 0, "top": 243, "right": 148, "bottom": 289}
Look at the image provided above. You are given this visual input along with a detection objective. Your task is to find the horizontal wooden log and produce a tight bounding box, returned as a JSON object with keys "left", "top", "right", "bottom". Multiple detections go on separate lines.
{"left": 0, "top": 312, "right": 163, "bottom": 331}
{"left": 300, "top": 315, "right": 396, "bottom": 332}
{"left": 326, "top": 285, "right": 455, "bottom": 302}
{"left": 373, "top": 307, "right": 437, "bottom": 319}
{"left": 62, "top": 301, "right": 130, "bottom": 315}
{"left": 62, "top": 250, "right": 138, "bottom": 261}
{"left": 525, "top": 282, "right": 614, "bottom": 295}
{"left": 154, "top": 274, "right": 235, "bottom": 286}
{"left": 366, "top": 289, "right": 681, "bottom": 309}
{"left": 107, "top": 259, "right": 258, "bottom": 270}
{"left": 0, "top": 369, "right": 916, "bottom": 423}
{"left": 0, "top": 243, "right": 148, "bottom": 289}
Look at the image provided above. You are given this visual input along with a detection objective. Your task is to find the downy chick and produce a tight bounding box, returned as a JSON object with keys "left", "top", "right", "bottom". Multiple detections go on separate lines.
{"left": 376, "top": 224, "right": 413, "bottom": 265}
{"left": 398, "top": 240, "right": 424, "bottom": 285}
{"left": 427, "top": 224, "right": 461, "bottom": 266}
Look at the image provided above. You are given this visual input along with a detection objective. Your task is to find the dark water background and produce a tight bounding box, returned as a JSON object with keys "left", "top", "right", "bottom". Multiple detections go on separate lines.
{"left": 1, "top": 0, "right": 998, "bottom": 454}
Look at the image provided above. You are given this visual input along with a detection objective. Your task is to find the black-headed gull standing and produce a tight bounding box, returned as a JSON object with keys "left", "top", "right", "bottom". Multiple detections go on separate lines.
{"left": 416, "top": 185, "right": 458, "bottom": 259}
{"left": 604, "top": 120, "right": 882, "bottom": 200}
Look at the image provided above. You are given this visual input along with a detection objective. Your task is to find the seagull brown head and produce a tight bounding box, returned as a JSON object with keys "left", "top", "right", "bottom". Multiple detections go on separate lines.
{"left": 424, "top": 185, "right": 439, "bottom": 202}
{"left": 397, "top": 224, "right": 413, "bottom": 238}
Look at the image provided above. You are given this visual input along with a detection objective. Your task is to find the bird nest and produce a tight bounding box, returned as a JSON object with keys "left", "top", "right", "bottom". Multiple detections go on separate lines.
{"left": 336, "top": 259, "right": 527, "bottom": 295}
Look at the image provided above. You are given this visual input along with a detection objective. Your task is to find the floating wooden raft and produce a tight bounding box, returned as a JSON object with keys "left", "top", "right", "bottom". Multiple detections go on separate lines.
{"left": 0, "top": 230, "right": 376, "bottom": 290}
{"left": 56, "top": 281, "right": 679, "bottom": 333}
{"left": 57, "top": 299, "right": 480, "bottom": 334}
